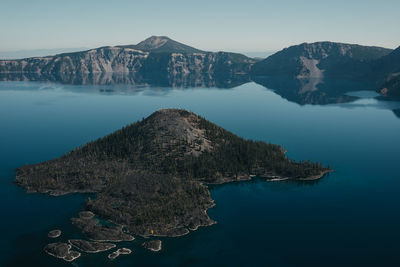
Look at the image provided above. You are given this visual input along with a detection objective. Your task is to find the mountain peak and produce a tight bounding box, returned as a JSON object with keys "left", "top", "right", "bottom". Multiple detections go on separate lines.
{"left": 136, "top": 36, "right": 171, "bottom": 50}
{"left": 133, "top": 36, "right": 204, "bottom": 53}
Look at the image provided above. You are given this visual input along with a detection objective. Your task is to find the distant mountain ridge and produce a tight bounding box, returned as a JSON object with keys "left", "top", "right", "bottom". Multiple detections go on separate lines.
{"left": 0, "top": 36, "right": 255, "bottom": 80}
{"left": 251, "top": 42, "right": 392, "bottom": 78}
{"left": 251, "top": 41, "right": 400, "bottom": 97}
{"left": 1, "top": 37, "right": 399, "bottom": 97}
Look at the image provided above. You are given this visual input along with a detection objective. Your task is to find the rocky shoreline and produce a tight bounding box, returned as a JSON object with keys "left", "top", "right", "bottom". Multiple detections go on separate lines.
{"left": 108, "top": 248, "right": 132, "bottom": 260}
{"left": 68, "top": 239, "right": 116, "bottom": 253}
{"left": 142, "top": 240, "right": 162, "bottom": 252}
{"left": 16, "top": 109, "right": 331, "bottom": 262}
{"left": 47, "top": 229, "right": 61, "bottom": 238}
{"left": 44, "top": 243, "right": 81, "bottom": 262}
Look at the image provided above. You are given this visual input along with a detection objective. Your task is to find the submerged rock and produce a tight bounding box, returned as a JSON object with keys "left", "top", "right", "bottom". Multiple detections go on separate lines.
{"left": 47, "top": 229, "right": 61, "bottom": 238}
{"left": 142, "top": 240, "right": 162, "bottom": 252}
{"left": 68, "top": 239, "right": 116, "bottom": 253}
{"left": 44, "top": 242, "right": 81, "bottom": 262}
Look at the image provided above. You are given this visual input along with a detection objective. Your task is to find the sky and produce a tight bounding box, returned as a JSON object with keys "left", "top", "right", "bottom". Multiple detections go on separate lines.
{"left": 1, "top": 0, "right": 400, "bottom": 54}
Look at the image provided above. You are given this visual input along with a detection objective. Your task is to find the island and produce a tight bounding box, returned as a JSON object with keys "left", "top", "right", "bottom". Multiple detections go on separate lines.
{"left": 107, "top": 248, "right": 132, "bottom": 260}
{"left": 16, "top": 109, "right": 330, "bottom": 240}
{"left": 68, "top": 239, "right": 116, "bottom": 253}
{"left": 44, "top": 243, "right": 81, "bottom": 262}
{"left": 47, "top": 229, "right": 61, "bottom": 238}
{"left": 142, "top": 240, "right": 162, "bottom": 252}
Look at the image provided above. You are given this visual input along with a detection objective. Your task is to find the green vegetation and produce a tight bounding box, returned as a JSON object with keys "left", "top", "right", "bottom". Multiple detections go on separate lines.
{"left": 16, "top": 109, "right": 329, "bottom": 236}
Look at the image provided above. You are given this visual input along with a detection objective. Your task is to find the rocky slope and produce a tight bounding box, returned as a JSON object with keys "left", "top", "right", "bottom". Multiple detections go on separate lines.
{"left": 0, "top": 36, "right": 255, "bottom": 80}
{"left": 119, "top": 35, "right": 204, "bottom": 54}
{"left": 372, "top": 46, "right": 400, "bottom": 97}
{"left": 251, "top": 41, "right": 392, "bottom": 79}
{"left": 16, "top": 109, "right": 329, "bottom": 237}
{"left": 251, "top": 41, "right": 400, "bottom": 98}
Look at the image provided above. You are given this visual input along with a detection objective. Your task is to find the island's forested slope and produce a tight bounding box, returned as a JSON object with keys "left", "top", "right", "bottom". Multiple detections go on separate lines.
{"left": 16, "top": 109, "right": 329, "bottom": 236}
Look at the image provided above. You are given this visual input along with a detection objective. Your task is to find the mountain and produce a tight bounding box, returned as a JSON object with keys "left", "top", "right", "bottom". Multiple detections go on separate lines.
{"left": 0, "top": 36, "right": 255, "bottom": 80}
{"left": 251, "top": 42, "right": 392, "bottom": 79}
{"left": 373, "top": 46, "right": 400, "bottom": 97}
{"left": 119, "top": 36, "right": 204, "bottom": 53}
{"left": 16, "top": 109, "right": 329, "bottom": 237}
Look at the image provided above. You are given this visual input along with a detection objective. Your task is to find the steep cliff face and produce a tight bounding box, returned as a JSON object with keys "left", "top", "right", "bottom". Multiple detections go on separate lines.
{"left": 0, "top": 47, "right": 149, "bottom": 73}
{"left": 251, "top": 42, "right": 392, "bottom": 79}
{"left": 0, "top": 36, "right": 255, "bottom": 79}
{"left": 166, "top": 52, "right": 254, "bottom": 77}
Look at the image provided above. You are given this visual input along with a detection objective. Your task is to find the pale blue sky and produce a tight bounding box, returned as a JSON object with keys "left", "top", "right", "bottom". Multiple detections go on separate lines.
{"left": 1, "top": 0, "right": 399, "bottom": 53}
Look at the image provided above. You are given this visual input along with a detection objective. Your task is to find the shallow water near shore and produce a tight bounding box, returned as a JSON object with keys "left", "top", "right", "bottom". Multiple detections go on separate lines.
{"left": 1, "top": 81, "right": 400, "bottom": 266}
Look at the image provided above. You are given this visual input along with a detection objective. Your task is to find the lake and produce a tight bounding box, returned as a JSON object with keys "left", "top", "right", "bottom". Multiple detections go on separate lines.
{"left": 1, "top": 79, "right": 400, "bottom": 266}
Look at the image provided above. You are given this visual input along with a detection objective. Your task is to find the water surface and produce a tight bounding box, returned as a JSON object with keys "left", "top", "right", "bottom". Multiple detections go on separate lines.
{"left": 1, "top": 81, "right": 400, "bottom": 266}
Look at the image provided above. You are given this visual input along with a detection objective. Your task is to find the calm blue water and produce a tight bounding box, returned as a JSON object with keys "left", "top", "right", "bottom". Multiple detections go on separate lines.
{"left": 1, "top": 81, "right": 400, "bottom": 266}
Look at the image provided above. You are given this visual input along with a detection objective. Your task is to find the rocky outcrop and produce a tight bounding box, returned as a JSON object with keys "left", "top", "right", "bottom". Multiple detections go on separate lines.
{"left": 68, "top": 239, "right": 116, "bottom": 253}
{"left": 142, "top": 240, "right": 162, "bottom": 252}
{"left": 108, "top": 248, "right": 132, "bottom": 259}
{"left": 44, "top": 243, "right": 81, "bottom": 262}
{"left": 48, "top": 229, "right": 61, "bottom": 238}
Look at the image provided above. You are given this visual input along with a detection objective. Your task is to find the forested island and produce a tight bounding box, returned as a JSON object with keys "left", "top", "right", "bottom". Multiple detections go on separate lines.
{"left": 16, "top": 109, "right": 330, "bottom": 240}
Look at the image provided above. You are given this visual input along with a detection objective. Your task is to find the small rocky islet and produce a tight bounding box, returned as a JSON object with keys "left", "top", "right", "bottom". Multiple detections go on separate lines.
{"left": 44, "top": 243, "right": 81, "bottom": 262}
{"left": 142, "top": 240, "right": 162, "bottom": 252}
{"left": 47, "top": 229, "right": 61, "bottom": 238}
{"left": 44, "top": 211, "right": 135, "bottom": 262}
{"left": 19, "top": 109, "right": 330, "bottom": 261}
{"left": 108, "top": 248, "right": 132, "bottom": 260}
